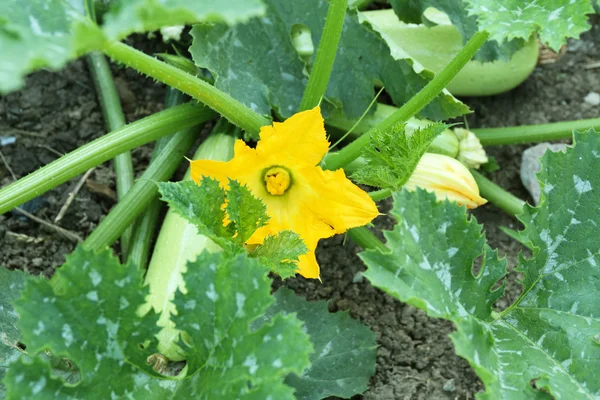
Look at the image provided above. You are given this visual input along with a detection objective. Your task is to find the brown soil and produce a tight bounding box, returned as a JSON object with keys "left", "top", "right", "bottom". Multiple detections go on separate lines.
{"left": 1, "top": 22, "right": 599, "bottom": 399}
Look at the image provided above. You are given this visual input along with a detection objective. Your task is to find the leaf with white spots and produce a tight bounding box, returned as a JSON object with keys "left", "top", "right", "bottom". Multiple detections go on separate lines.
{"left": 360, "top": 129, "right": 600, "bottom": 400}
{"left": 0, "top": 0, "right": 265, "bottom": 93}
{"left": 3, "top": 247, "right": 174, "bottom": 399}
{"left": 254, "top": 288, "right": 377, "bottom": 400}
{"left": 0, "top": 268, "right": 27, "bottom": 397}
{"left": 168, "top": 252, "right": 312, "bottom": 398}
{"left": 465, "top": 0, "right": 594, "bottom": 51}
{"left": 189, "top": 0, "right": 468, "bottom": 121}
{"left": 158, "top": 178, "right": 307, "bottom": 277}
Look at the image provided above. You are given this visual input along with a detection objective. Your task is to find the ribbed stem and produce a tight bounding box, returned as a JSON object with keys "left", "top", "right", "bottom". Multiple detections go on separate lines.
{"left": 472, "top": 118, "right": 600, "bottom": 146}
{"left": 87, "top": 51, "right": 134, "bottom": 255}
{"left": 471, "top": 170, "right": 525, "bottom": 216}
{"left": 0, "top": 103, "right": 211, "bottom": 215}
{"left": 323, "top": 31, "right": 489, "bottom": 170}
{"left": 299, "top": 0, "right": 348, "bottom": 111}
{"left": 102, "top": 40, "right": 269, "bottom": 136}
{"left": 347, "top": 227, "right": 387, "bottom": 252}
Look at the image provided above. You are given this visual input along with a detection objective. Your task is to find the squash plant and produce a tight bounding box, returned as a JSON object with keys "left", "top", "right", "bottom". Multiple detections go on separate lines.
{"left": 1, "top": 0, "right": 599, "bottom": 399}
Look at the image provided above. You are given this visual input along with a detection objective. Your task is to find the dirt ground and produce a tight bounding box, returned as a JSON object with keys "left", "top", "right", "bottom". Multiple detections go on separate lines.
{"left": 1, "top": 21, "right": 600, "bottom": 399}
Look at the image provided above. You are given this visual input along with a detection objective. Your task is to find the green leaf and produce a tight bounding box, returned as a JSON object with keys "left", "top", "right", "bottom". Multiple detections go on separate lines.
{"left": 465, "top": 0, "right": 594, "bottom": 51}
{"left": 4, "top": 247, "right": 175, "bottom": 399}
{"left": 170, "top": 252, "right": 312, "bottom": 398}
{"left": 388, "top": 0, "right": 523, "bottom": 62}
{"left": 255, "top": 287, "right": 377, "bottom": 400}
{"left": 360, "top": 130, "right": 600, "bottom": 399}
{"left": 352, "top": 122, "right": 448, "bottom": 190}
{"left": 0, "top": 0, "right": 265, "bottom": 94}
{"left": 0, "top": 269, "right": 27, "bottom": 397}
{"left": 226, "top": 179, "right": 269, "bottom": 245}
{"left": 249, "top": 231, "right": 308, "bottom": 279}
{"left": 190, "top": 0, "right": 468, "bottom": 121}
{"left": 101, "top": 0, "right": 265, "bottom": 40}
{"left": 158, "top": 179, "right": 237, "bottom": 252}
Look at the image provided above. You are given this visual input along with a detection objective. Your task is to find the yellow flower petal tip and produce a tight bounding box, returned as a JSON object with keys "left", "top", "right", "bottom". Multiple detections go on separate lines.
{"left": 405, "top": 153, "right": 487, "bottom": 209}
{"left": 190, "top": 107, "right": 378, "bottom": 279}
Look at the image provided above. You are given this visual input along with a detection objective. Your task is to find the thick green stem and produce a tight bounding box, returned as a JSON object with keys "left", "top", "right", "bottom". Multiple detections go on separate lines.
{"left": 87, "top": 51, "right": 135, "bottom": 256}
{"left": 83, "top": 118, "right": 212, "bottom": 251}
{"left": 348, "top": 226, "right": 387, "bottom": 252}
{"left": 299, "top": 0, "right": 348, "bottom": 111}
{"left": 0, "top": 103, "right": 211, "bottom": 215}
{"left": 471, "top": 170, "right": 525, "bottom": 217}
{"left": 323, "top": 31, "right": 489, "bottom": 170}
{"left": 472, "top": 118, "right": 600, "bottom": 146}
{"left": 369, "top": 188, "right": 392, "bottom": 201}
{"left": 126, "top": 90, "right": 187, "bottom": 268}
{"left": 102, "top": 40, "right": 269, "bottom": 135}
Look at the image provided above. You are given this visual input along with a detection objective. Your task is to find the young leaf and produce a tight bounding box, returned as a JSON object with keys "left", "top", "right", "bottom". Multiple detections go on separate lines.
{"left": 190, "top": 0, "right": 468, "bottom": 121}
{"left": 0, "top": 268, "right": 27, "bottom": 397}
{"left": 169, "top": 252, "right": 313, "bottom": 398}
{"left": 352, "top": 122, "right": 448, "bottom": 190}
{"left": 466, "top": 0, "right": 593, "bottom": 51}
{"left": 249, "top": 231, "right": 308, "bottom": 279}
{"left": 388, "top": 0, "right": 523, "bottom": 62}
{"left": 254, "top": 287, "right": 377, "bottom": 400}
{"left": 158, "top": 179, "right": 238, "bottom": 253}
{"left": 226, "top": 179, "right": 269, "bottom": 245}
{"left": 360, "top": 129, "right": 600, "bottom": 399}
{"left": 4, "top": 247, "right": 175, "bottom": 399}
{"left": 0, "top": 0, "right": 265, "bottom": 94}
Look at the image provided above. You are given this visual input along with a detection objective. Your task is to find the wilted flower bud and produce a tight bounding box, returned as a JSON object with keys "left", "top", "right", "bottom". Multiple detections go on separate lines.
{"left": 404, "top": 153, "right": 487, "bottom": 209}
{"left": 455, "top": 128, "right": 488, "bottom": 169}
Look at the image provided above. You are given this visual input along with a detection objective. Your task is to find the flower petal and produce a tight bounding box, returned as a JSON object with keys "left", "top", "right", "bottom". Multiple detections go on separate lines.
{"left": 256, "top": 106, "right": 329, "bottom": 167}
{"left": 298, "top": 167, "right": 380, "bottom": 234}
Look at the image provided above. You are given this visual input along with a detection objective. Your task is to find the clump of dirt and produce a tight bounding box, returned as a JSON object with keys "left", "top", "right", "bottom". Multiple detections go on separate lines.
{"left": 1, "top": 22, "right": 599, "bottom": 400}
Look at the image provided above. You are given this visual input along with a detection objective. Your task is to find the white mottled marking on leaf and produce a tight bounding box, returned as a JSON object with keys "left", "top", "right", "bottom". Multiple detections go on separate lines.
{"left": 252, "top": 278, "right": 259, "bottom": 289}
{"left": 419, "top": 259, "right": 431, "bottom": 270}
{"left": 544, "top": 183, "right": 555, "bottom": 193}
{"left": 554, "top": 272, "right": 564, "bottom": 281}
{"left": 97, "top": 315, "right": 106, "bottom": 325}
{"left": 447, "top": 248, "right": 458, "bottom": 258}
{"left": 62, "top": 324, "right": 73, "bottom": 347}
{"left": 537, "top": 333, "right": 547, "bottom": 346}
{"left": 206, "top": 284, "right": 218, "bottom": 301}
{"left": 570, "top": 301, "right": 579, "bottom": 313}
{"left": 31, "top": 376, "right": 46, "bottom": 395}
{"left": 276, "top": 334, "right": 283, "bottom": 341}
{"left": 191, "top": 323, "right": 200, "bottom": 330}
{"left": 320, "top": 341, "right": 333, "bottom": 357}
{"left": 236, "top": 293, "right": 246, "bottom": 317}
{"left": 272, "top": 358, "right": 283, "bottom": 368}
{"left": 243, "top": 354, "right": 258, "bottom": 375}
{"left": 87, "top": 291, "right": 99, "bottom": 301}
{"left": 409, "top": 225, "right": 419, "bottom": 242}
{"left": 28, "top": 16, "right": 43, "bottom": 35}
{"left": 115, "top": 277, "right": 131, "bottom": 288}
{"left": 15, "top": 374, "right": 24, "bottom": 383}
{"left": 571, "top": 218, "right": 581, "bottom": 225}
{"left": 548, "top": 6, "right": 563, "bottom": 20}
{"left": 120, "top": 297, "right": 130, "bottom": 310}
{"left": 573, "top": 175, "right": 592, "bottom": 194}
{"left": 184, "top": 300, "right": 196, "bottom": 310}
{"left": 89, "top": 269, "right": 102, "bottom": 287}
{"left": 34, "top": 321, "right": 45, "bottom": 335}
{"left": 263, "top": 334, "right": 271, "bottom": 342}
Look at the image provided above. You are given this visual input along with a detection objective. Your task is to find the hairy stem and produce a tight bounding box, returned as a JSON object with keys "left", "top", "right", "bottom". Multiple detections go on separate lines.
{"left": 102, "top": 41, "right": 269, "bottom": 136}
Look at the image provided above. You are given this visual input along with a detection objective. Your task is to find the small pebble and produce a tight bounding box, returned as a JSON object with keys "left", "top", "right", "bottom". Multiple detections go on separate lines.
{"left": 520, "top": 143, "right": 568, "bottom": 205}
{"left": 352, "top": 271, "right": 364, "bottom": 283}
{"left": 443, "top": 378, "right": 456, "bottom": 392}
{"left": 584, "top": 92, "right": 600, "bottom": 106}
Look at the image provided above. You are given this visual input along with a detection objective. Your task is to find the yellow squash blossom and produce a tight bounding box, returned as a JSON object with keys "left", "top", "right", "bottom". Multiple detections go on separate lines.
{"left": 405, "top": 153, "right": 487, "bottom": 209}
{"left": 190, "top": 106, "right": 379, "bottom": 279}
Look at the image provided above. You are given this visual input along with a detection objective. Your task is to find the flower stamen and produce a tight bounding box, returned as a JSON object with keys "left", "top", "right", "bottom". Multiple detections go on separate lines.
{"left": 264, "top": 167, "right": 291, "bottom": 195}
